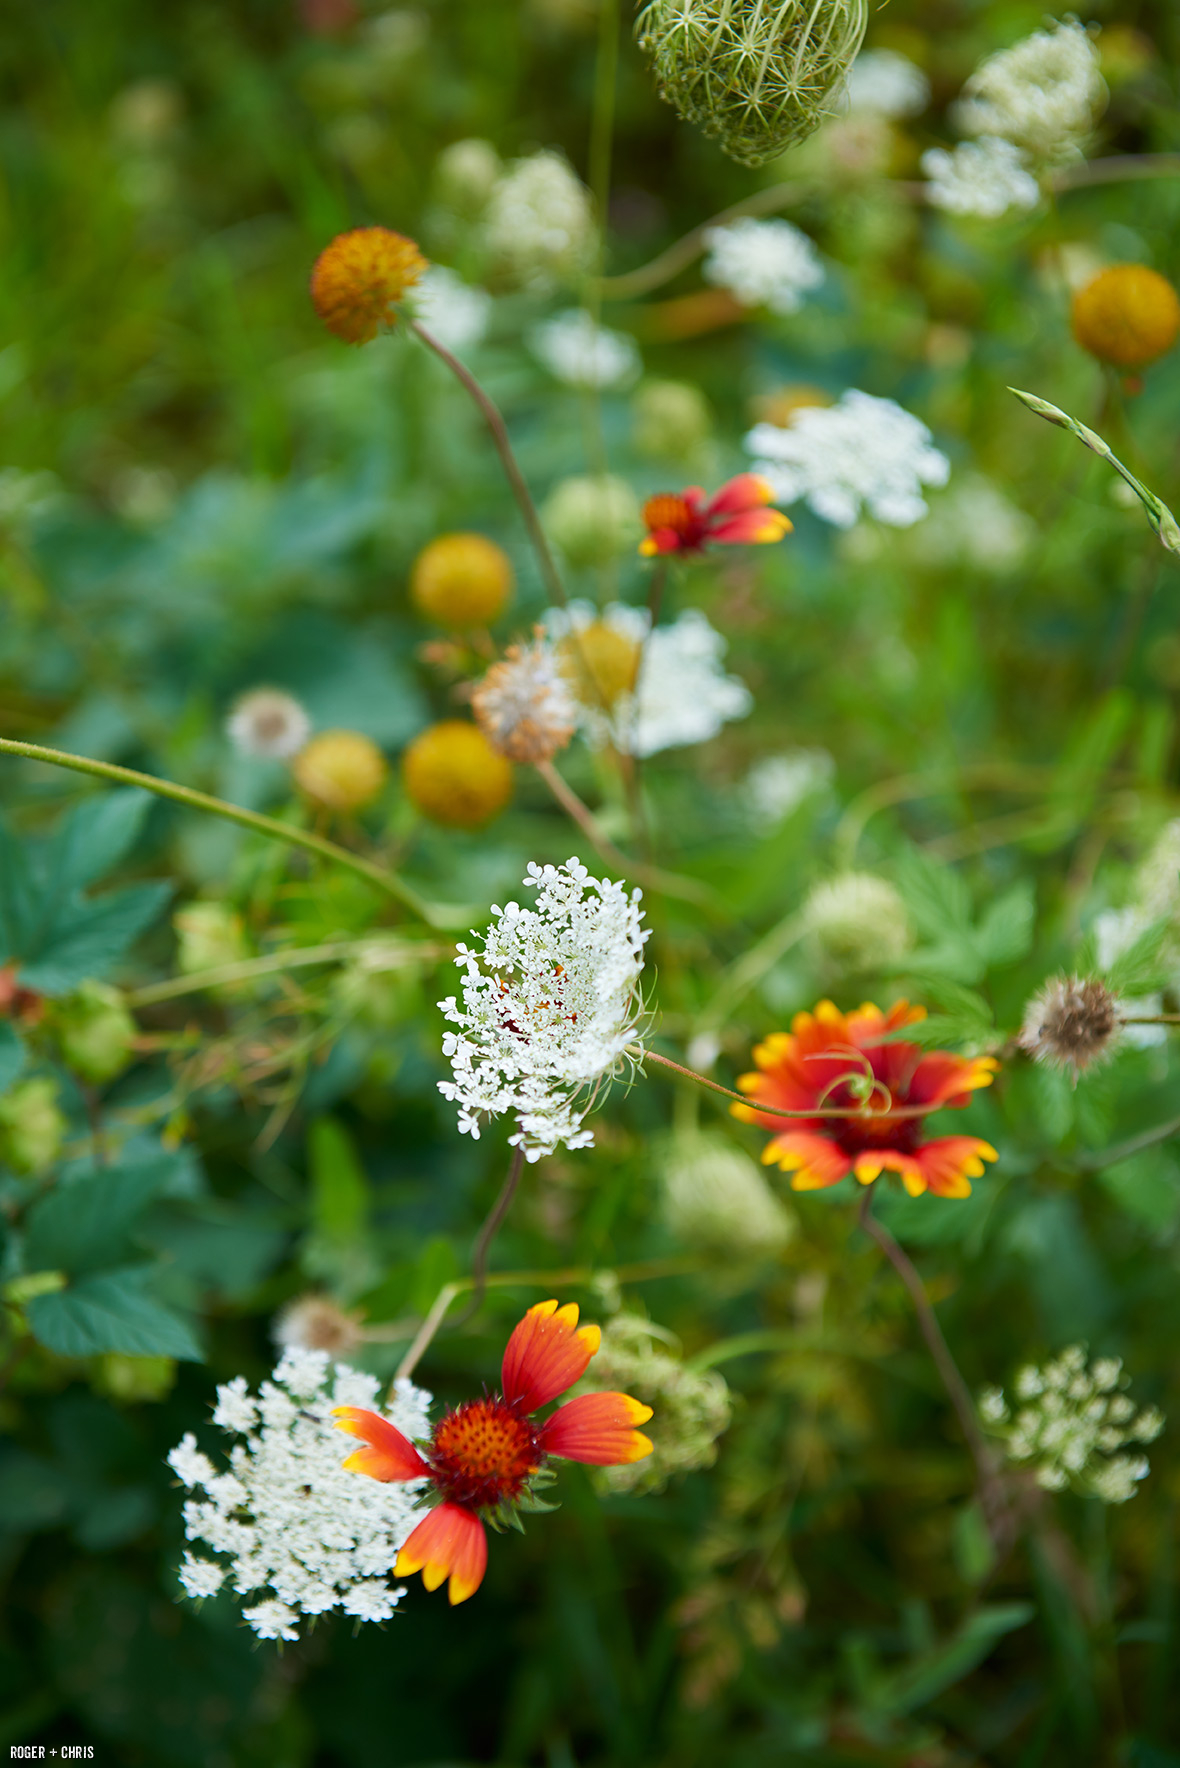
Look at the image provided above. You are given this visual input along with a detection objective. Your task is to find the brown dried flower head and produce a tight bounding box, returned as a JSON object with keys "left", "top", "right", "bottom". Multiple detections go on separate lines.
{"left": 1019, "top": 976, "right": 1120, "bottom": 1080}
{"left": 274, "top": 1294, "right": 365, "bottom": 1357}
{"left": 472, "top": 632, "right": 578, "bottom": 764}
{"left": 310, "top": 226, "right": 427, "bottom": 344}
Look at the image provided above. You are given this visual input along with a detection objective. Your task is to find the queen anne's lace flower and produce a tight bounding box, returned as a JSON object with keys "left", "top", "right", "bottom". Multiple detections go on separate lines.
{"left": 437, "top": 859, "right": 649, "bottom": 1161}
{"left": 745, "top": 390, "right": 949, "bottom": 528}
{"left": 546, "top": 602, "right": 751, "bottom": 758}
{"left": 169, "top": 1350, "right": 431, "bottom": 1639}
{"left": 980, "top": 1346, "right": 1163, "bottom": 1503}
{"left": 530, "top": 310, "right": 641, "bottom": 390}
{"left": 410, "top": 265, "right": 492, "bottom": 353}
{"left": 702, "top": 218, "right": 823, "bottom": 316}
{"left": 952, "top": 18, "right": 1105, "bottom": 164}
{"left": 922, "top": 137, "right": 1040, "bottom": 218}
{"left": 483, "top": 150, "right": 595, "bottom": 290}
{"left": 841, "top": 48, "right": 929, "bottom": 117}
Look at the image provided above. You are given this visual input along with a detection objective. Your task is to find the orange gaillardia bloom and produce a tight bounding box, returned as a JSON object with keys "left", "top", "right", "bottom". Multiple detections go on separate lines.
{"left": 1071, "top": 264, "right": 1180, "bottom": 369}
{"left": 310, "top": 226, "right": 427, "bottom": 345}
{"left": 732, "top": 1000, "right": 999, "bottom": 1199}
{"left": 335, "top": 1300, "right": 653, "bottom": 1603}
{"left": 640, "top": 473, "right": 791, "bottom": 558}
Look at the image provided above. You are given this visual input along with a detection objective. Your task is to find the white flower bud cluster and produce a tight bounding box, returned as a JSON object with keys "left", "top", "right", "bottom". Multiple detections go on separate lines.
{"left": 168, "top": 1350, "right": 432, "bottom": 1640}
{"left": 438, "top": 859, "right": 649, "bottom": 1161}
{"left": 745, "top": 390, "right": 950, "bottom": 529}
{"left": 702, "top": 218, "right": 824, "bottom": 317}
{"left": 979, "top": 1345, "right": 1164, "bottom": 1504}
{"left": 483, "top": 150, "right": 596, "bottom": 290}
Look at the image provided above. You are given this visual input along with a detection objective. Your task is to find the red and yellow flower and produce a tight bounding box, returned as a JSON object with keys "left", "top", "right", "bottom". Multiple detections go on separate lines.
{"left": 731, "top": 1000, "right": 999, "bottom": 1199}
{"left": 334, "top": 1299, "right": 653, "bottom": 1603}
{"left": 639, "top": 473, "right": 791, "bottom": 557}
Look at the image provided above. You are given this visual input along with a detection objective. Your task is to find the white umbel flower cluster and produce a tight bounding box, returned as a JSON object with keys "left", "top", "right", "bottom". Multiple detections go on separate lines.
{"left": 702, "top": 218, "right": 824, "bottom": 316}
{"left": 922, "top": 18, "right": 1104, "bottom": 218}
{"left": 842, "top": 48, "right": 930, "bottom": 118}
{"left": 953, "top": 18, "right": 1105, "bottom": 164}
{"left": 546, "top": 602, "right": 752, "bottom": 758}
{"left": 410, "top": 266, "right": 491, "bottom": 354}
{"left": 744, "top": 749, "right": 835, "bottom": 824}
{"left": 530, "top": 310, "right": 641, "bottom": 390}
{"left": 745, "top": 390, "right": 950, "bottom": 528}
{"left": 169, "top": 1350, "right": 432, "bottom": 1640}
{"left": 483, "top": 149, "right": 595, "bottom": 290}
{"left": 921, "top": 138, "right": 1040, "bottom": 219}
{"left": 979, "top": 1345, "right": 1164, "bottom": 1504}
{"left": 438, "top": 859, "right": 649, "bottom": 1161}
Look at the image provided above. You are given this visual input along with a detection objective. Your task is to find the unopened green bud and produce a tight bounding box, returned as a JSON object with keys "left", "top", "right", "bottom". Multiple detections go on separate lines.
{"left": 52, "top": 981, "right": 137, "bottom": 1084}
{"left": 636, "top": 0, "right": 868, "bottom": 167}
{"left": 661, "top": 1129, "right": 794, "bottom": 1261}
{"left": 0, "top": 1076, "right": 67, "bottom": 1175}
{"left": 542, "top": 475, "right": 641, "bottom": 569}
{"left": 803, "top": 872, "right": 912, "bottom": 972}
{"left": 93, "top": 1353, "right": 177, "bottom": 1403}
{"left": 578, "top": 1312, "right": 732, "bottom": 1494}
{"left": 174, "top": 901, "right": 249, "bottom": 977}
{"left": 632, "top": 380, "right": 712, "bottom": 463}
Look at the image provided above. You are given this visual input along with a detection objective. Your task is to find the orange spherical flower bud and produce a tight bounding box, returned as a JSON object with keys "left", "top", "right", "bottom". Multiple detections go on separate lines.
{"left": 310, "top": 226, "right": 427, "bottom": 345}
{"left": 410, "top": 533, "right": 514, "bottom": 628}
{"left": 1071, "top": 264, "right": 1180, "bottom": 369}
{"left": 402, "top": 720, "right": 513, "bottom": 828}
{"left": 291, "top": 729, "right": 388, "bottom": 812}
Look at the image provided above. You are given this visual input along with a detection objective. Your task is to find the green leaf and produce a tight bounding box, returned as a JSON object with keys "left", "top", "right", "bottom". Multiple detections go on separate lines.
{"left": 26, "top": 1269, "right": 201, "bottom": 1360}
{"left": 0, "top": 1022, "right": 25, "bottom": 1095}
{"left": 23, "top": 1157, "right": 178, "bottom": 1276}
{"left": 0, "top": 821, "right": 41, "bottom": 964}
{"left": 16, "top": 881, "right": 170, "bottom": 995}
{"left": 976, "top": 881, "right": 1035, "bottom": 967}
{"left": 894, "top": 847, "right": 972, "bottom": 941}
{"left": 307, "top": 1115, "right": 370, "bottom": 1242}
{"left": 1096, "top": 1150, "right": 1180, "bottom": 1230}
{"left": 1102, "top": 915, "right": 1172, "bottom": 994}
{"left": 874, "top": 1602, "right": 1034, "bottom": 1715}
{"left": 48, "top": 789, "right": 151, "bottom": 893}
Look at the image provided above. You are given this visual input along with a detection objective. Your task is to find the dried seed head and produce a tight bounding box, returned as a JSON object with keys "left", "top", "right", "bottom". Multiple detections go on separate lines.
{"left": 310, "top": 226, "right": 427, "bottom": 345}
{"left": 1019, "top": 976, "right": 1120, "bottom": 1079}
{"left": 636, "top": 0, "right": 869, "bottom": 168}
{"left": 275, "top": 1294, "right": 365, "bottom": 1357}
{"left": 226, "top": 687, "right": 312, "bottom": 760}
{"left": 472, "top": 633, "right": 577, "bottom": 764}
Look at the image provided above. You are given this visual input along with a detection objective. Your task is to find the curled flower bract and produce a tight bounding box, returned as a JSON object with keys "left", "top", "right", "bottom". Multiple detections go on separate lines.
{"left": 437, "top": 858, "right": 649, "bottom": 1160}
{"left": 310, "top": 226, "right": 427, "bottom": 344}
{"left": 169, "top": 1350, "right": 432, "bottom": 1638}
{"left": 732, "top": 999, "right": 999, "bottom": 1197}
{"left": 335, "top": 1299, "right": 653, "bottom": 1602}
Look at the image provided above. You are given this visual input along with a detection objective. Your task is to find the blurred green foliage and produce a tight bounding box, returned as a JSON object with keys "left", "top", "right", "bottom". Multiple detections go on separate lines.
{"left": 1, "top": 0, "right": 1180, "bottom": 1763}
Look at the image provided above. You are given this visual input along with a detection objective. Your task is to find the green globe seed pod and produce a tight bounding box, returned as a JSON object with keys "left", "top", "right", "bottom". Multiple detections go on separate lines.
{"left": 635, "top": 0, "right": 869, "bottom": 167}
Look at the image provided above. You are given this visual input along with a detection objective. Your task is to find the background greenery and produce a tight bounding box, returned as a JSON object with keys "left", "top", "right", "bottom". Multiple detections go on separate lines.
{"left": 1, "top": 0, "right": 1180, "bottom": 1762}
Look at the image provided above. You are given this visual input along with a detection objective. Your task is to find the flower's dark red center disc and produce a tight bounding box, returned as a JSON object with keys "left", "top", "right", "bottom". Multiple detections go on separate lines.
{"left": 428, "top": 1398, "right": 542, "bottom": 1510}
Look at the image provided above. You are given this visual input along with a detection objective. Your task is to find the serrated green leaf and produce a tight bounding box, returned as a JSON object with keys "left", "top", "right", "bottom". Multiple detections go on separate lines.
{"left": 48, "top": 789, "right": 151, "bottom": 893}
{"left": 23, "top": 1158, "right": 177, "bottom": 1276}
{"left": 27, "top": 1269, "right": 201, "bottom": 1360}
{"left": 894, "top": 847, "right": 972, "bottom": 941}
{"left": 1102, "top": 916, "right": 1172, "bottom": 995}
{"left": 16, "top": 881, "right": 170, "bottom": 995}
{"left": 976, "top": 881, "right": 1035, "bottom": 967}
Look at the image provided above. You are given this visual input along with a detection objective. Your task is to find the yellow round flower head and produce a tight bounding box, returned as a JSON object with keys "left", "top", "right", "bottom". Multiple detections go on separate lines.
{"left": 310, "top": 226, "right": 427, "bottom": 345}
{"left": 402, "top": 721, "right": 513, "bottom": 828}
{"left": 292, "top": 730, "right": 389, "bottom": 812}
{"left": 1071, "top": 264, "right": 1180, "bottom": 369}
{"left": 410, "top": 533, "right": 514, "bottom": 628}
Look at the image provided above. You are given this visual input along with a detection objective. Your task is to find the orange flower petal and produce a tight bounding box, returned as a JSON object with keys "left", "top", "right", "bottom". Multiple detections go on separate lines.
{"left": 539, "top": 1392, "right": 654, "bottom": 1465}
{"left": 396, "top": 1502, "right": 488, "bottom": 1604}
{"left": 912, "top": 1136, "right": 998, "bottom": 1199}
{"left": 761, "top": 1130, "right": 852, "bottom": 1190}
{"left": 706, "top": 471, "right": 776, "bottom": 516}
{"left": 333, "top": 1407, "right": 430, "bottom": 1480}
{"left": 500, "top": 1299, "right": 601, "bottom": 1412}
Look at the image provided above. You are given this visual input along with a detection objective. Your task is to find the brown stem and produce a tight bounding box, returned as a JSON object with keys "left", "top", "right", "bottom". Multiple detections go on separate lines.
{"left": 1120, "top": 1014, "right": 1180, "bottom": 1024}
{"left": 449, "top": 1142, "right": 527, "bottom": 1334}
{"left": 638, "top": 1045, "right": 965, "bottom": 1122}
{"left": 857, "top": 1188, "right": 1009, "bottom": 1543}
{"left": 411, "top": 320, "right": 569, "bottom": 611}
{"left": 534, "top": 759, "right": 721, "bottom": 911}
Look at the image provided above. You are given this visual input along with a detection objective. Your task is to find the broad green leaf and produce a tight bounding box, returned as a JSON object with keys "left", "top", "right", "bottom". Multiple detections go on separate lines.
{"left": 893, "top": 847, "right": 972, "bottom": 941}
{"left": 17, "top": 881, "right": 170, "bottom": 995}
{"left": 976, "top": 881, "right": 1035, "bottom": 967}
{"left": 27, "top": 1269, "right": 201, "bottom": 1360}
{"left": 307, "top": 1115, "right": 370, "bottom": 1241}
{"left": 0, "top": 821, "right": 41, "bottom": 964}
{"left": 1096, "top": 1150, "right": 1180, "bottom": 1230}
{"left": 23, "top": 1158, "right": 177, "bottom": 1276}
{"left": 48, "top": 789, "right": 151, "bottom": 893}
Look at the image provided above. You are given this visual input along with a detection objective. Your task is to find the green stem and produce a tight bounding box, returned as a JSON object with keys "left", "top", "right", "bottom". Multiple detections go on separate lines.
{"left": 0, "top": 737, "right": 471, "bottom": 929}
{"left": 1075, "top": 1112, "right": 1180, "bottom": 1173}
{"left": 128, "top": 937, "right": 445, "bottom": 1007}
